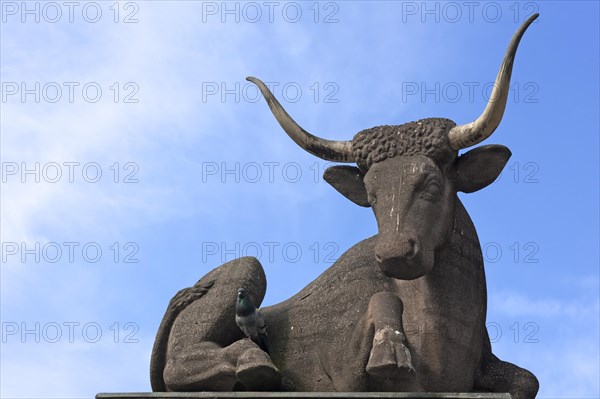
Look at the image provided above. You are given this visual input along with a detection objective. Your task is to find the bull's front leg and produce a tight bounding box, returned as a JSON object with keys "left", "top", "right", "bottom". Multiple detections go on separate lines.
{"left": 365, "top": 291, "right": 417, "bottom": 390}
{"left": 323, "top": 291, "right": 417, "bottom": 391}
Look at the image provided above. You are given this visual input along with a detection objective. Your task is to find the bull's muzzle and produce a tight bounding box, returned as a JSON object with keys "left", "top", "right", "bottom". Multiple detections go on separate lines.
{"left": 375, "top": 232, "right": 432, "bottom": 280}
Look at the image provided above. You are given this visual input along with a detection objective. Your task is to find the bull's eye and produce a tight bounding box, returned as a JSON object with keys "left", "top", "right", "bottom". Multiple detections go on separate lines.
{"left": 422, "top": 181, "right": 442, "bottom": 200}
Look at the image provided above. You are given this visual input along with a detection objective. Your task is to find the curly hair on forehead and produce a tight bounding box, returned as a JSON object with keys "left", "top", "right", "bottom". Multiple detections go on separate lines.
{"left": 351, "top": 118, "right": 458, "bottom": 172}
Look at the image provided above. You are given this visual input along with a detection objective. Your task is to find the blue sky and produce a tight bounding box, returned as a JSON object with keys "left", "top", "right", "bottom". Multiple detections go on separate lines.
{"left": 1, "top": 1, "right": 598, "bottom": 397}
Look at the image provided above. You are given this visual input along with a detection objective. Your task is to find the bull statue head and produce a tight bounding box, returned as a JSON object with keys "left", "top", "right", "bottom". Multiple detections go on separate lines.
{"left": 248, "top": 14, "right": 537, "bottom": 280}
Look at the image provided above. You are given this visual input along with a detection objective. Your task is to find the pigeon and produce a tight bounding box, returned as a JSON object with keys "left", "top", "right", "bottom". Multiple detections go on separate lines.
{"left": 235, "top": 288, "right": 269, "bottom": 353}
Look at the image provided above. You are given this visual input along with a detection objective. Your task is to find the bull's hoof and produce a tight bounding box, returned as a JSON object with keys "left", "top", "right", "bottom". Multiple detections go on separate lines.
{"left": 366, "top": 326, "right": 416, "bottom": 381}
{"left": 236, "top": 345, "right": 282, "bottom": 391}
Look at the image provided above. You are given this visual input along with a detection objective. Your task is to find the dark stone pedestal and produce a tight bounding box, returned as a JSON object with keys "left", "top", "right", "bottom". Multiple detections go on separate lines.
{"left": 96, "top": 393, "right": 511, "bottom": 399}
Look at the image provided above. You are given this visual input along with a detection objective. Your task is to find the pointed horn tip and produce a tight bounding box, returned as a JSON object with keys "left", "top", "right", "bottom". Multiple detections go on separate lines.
{"left": 449, "top": 13, "right": 539, "bottom": 151}
{"left": 520, "top": 13, "right": 539, "bottom": 31}
{"left": 246, "top": 76, "right": 259, "bottom": 83}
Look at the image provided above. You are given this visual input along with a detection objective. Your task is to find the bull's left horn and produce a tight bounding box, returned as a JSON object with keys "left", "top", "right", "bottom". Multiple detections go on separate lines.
{"left": 448, "top": 13, "right": 539, "bottom": 150}
{"left": 247, "top": 76, "right": 355, "bottom": 163}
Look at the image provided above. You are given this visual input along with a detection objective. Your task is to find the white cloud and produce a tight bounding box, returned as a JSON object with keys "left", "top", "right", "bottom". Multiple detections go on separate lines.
{"left": 488, "top": 288, "right": 599, "bottom": 397}
{"left": 490, "top": 290, "right": 600, "bottom": 319}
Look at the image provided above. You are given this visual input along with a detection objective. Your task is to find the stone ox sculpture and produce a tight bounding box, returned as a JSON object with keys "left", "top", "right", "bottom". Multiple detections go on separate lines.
{"left": 151, "top": 14, "right": 539, "bottom": 398}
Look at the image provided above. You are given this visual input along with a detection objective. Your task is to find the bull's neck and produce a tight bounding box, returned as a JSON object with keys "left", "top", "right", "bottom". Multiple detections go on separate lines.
{"left": 415, "top": 194, "right": 488, "bottom": 327}
{"left": 426, "top": 195, "right": 487, "bottom": 302}
{"left": 441, "top": 195, "right": 484, "bottom": 269}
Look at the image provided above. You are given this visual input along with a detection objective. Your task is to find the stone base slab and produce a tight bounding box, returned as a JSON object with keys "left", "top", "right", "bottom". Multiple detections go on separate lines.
{"left": 96, "top": 393, "right": 511, "bottom": 399}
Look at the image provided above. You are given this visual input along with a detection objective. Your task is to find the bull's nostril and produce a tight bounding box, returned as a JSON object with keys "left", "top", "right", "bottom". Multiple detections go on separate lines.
{"left": 375, "top": 253, "right": 383, "bottom": 263}
{"left": 404, "top": 238, "right": 418, "bottom": 259}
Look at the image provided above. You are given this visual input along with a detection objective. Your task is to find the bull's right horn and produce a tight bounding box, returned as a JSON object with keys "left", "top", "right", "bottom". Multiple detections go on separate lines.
{"left": 448, "top": 13, "right": 539, "bottom": 150}
{"left": 247, "top": 76, "right": 355, "bottom": 163}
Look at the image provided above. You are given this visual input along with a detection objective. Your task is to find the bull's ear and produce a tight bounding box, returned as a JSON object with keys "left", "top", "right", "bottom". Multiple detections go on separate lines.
{"left": 323, "top": 166, "right": 370, "bottom": 207}
{"left": 452, "top": 144, "right": 512, "bottom": 193}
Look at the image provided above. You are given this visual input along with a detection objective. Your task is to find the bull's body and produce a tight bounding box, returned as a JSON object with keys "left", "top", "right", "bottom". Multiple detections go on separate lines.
{"left": 151, "top": 14, "right": 540, "bottom": 398}
{"left": 156, "top": 175, "right": 535, "bottom": 396}
{"left": 263, "top": 198, "right": 484, "bottom": 391}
